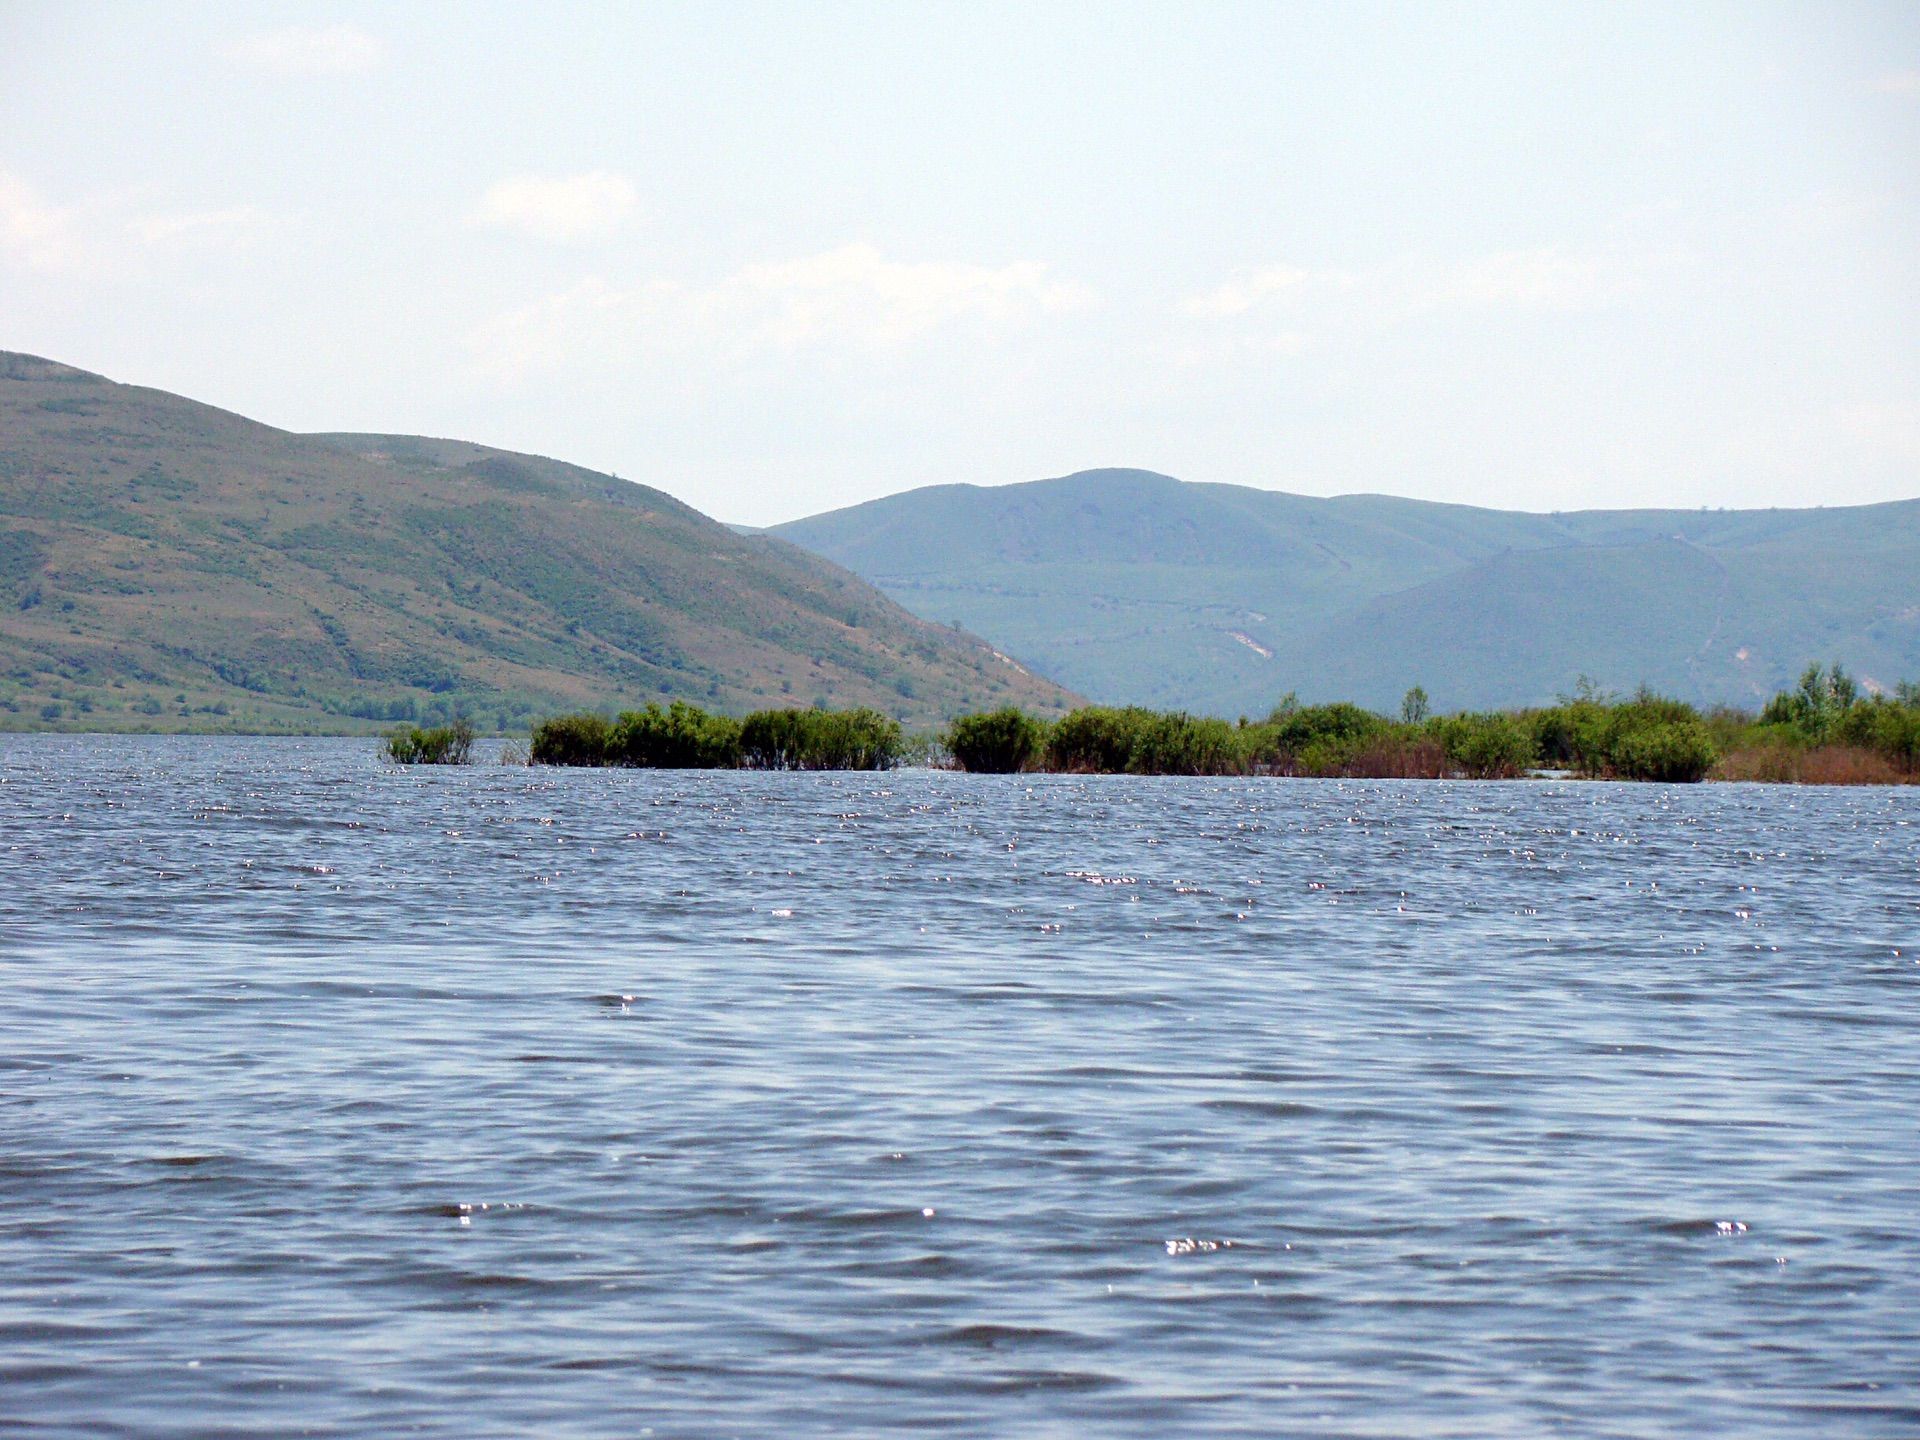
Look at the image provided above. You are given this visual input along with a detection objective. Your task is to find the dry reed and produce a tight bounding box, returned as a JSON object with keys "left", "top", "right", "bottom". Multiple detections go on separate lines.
{"left": 1713, "top": 745, "right": 1913, "bottom": 785}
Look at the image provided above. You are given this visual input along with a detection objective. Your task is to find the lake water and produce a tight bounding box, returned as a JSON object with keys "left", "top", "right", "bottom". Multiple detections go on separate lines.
{"left": 2, "top": 735, "right": 1916, "bottom": 1438}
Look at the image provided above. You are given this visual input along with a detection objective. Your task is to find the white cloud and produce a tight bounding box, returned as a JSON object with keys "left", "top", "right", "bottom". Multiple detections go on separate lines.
{"left": 471, "top": 172, "right": 639, "bottom": 244}
{"left": 722, "top": 245, "right": 1096, "bottom": 345}
{"left": 1872, "top": 69, "right": 1920, "bottom": 96}
{"left": 221, "top": 25, "right": 385, "bottom": 76}
{"left": 470, "top": 244, "right": 1097, "bottom": 379}
{"left": 0, "top": 173, "right": 84, "bottom": 274}
{"left": 1178, "top": 265, "right": 1316, "bottom": 318}
{"left": 131, "top": 206, "right": 270, "bottom": 247}
{"left": 0, "top": 173, "right": 270, "bottom": 278}
{"left": 1444, "top": 249, "right": 1613, "bottom": 309}
{"left": 1177, "top": 247, "right": 1638, "bottom": 344}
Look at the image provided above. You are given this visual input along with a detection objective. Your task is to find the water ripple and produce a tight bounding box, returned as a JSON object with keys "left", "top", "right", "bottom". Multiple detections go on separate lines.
{"left": 0, "top": 735, "right": 1916, "bottom": 1438}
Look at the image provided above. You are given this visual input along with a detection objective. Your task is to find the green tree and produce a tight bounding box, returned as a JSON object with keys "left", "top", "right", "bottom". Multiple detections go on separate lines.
{"left": 1762, "top": 662, "right": 1861, "bottom": 741}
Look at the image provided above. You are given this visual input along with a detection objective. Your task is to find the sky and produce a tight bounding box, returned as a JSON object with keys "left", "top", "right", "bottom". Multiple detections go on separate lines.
{"left": 1, "top": 1, "right": 1916, "bottom": 525}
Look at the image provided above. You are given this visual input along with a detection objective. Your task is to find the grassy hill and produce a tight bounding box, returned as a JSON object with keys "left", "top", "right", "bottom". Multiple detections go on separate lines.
{"left": 772, "top": 469, "right": 1920, "bottom": 713}
{"left": 0, "top": 352, "right": 1076, "bottom": 732}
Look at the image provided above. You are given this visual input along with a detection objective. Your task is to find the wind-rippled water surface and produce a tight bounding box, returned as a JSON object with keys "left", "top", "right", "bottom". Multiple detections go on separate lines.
{"left": 2, "top": 735, "right": 1917, "bottom": 1438}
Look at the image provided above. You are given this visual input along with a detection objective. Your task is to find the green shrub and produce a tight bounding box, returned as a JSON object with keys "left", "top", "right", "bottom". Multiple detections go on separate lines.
{"left": 1527, "top": 690, "right": 1714, "bottom": 780}
{"left": 1527, "top": 701, "right": 1606, "bottom": 768}
{"left": 1434, "top": 712, "right": 1534, "bottom": 778}
{"left": 802, "top": 707, "right": 903, "bottom": 769}
{"left": 1702, "top": 705, "right": 1754, "bottom": 755}
{"left": 1737, "top": 719, "right": 1809, "bottom": 753}
{"left": 530, "top": 712, "right": 613, "bottom": 766}
{"left": 1048, "top": 705, "right": 1274, "bottom": 776}
{"left": 527, "top": 704, "right": 905, "bottom": 770}
{"left": 738, "top": 708, "right": 810, "bottom": 769}
{"left": 1606, "top": 719, "right": 1718, "bottom": 782}
{"left": 740, "top": 706, "right": 902, "bottom": 769}
{"left": 608, "top": 701, "right": 742, "bottom": 768}
{"left": 1127, "top": 712, "right": 1245, "bottom": 775}
{"left": 1832, "top": 696, "right": 1920, "bottom": 766}
{"left": 1047, "top": 706, "right": 1154, "bottom": 773}
{"left": 948, "top": 707, "right": 1047, "bottom": 773}
{"left": 386, "top": 719, "right": 475, "bottom": 765}
{"left": 1271, "top": 701, "right": 1386, "bottom": 750}
{"left": 1247, "top": 701, "right": 1390, "bottom": 774}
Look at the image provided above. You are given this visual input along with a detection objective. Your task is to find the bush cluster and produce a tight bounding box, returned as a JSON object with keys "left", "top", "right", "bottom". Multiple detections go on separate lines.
{"left": 530, "top": 703, "right": 902, "bottom": 770}
{"left": 527, "top": 712, "right": 611, "bottom": 766}
{"left": 738, "top": 707, "right": 903, "bottom": 769}
{"left": 1430, "top": 712, "right": 1536, "bottom": 779}
{"left": 1521, "top": 689, "right": 1717, "bottom": 782}
{"left": 1714, "top": 664, "right": 1920, "bottom": 782}
{"left": 608, "top": 702, "right": 742, "bottom": 768}
{"left": 944, "top": 697, "right": 1576, "bottom": 779}
{"left": 947, "top": 707, "right": 1047, "bottom": 773}
{"left": 385, "top": 719, "right": 474, "bottom": 765}
{"left": 517, "top": 664, "right": 1920, "bottom": 786}
{"left": 943, "top": 689, "right": 1726, "bottom": 781}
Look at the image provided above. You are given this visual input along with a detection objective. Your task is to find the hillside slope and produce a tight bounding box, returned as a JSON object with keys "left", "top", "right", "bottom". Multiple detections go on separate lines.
{"left": 773, "top": 469, "right": 1920, "bottom": 713}
{"left": 0, "top": 352, "right": 1075, "bottom": 731}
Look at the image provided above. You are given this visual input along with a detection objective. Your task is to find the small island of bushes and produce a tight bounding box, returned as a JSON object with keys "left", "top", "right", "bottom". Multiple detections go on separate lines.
{"left": 939, "top": 668, "right": 1918, "bottom": 783}
{"left": 384, "top": 719, "right": 474, "bottom": 766}
{"left": 394, "top": 664, "right": 1919, "bottom": 784}
{"left": 943, "top": 689, "right": 1722, "bottom": 780}
{"left": 529, "top": 702, "right": 906, "bottom": 770}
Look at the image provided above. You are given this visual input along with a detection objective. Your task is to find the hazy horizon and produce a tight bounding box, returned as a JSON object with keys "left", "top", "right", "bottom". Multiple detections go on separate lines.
{"left": 3, "top": 1, "right": 1916, "bottom": 525}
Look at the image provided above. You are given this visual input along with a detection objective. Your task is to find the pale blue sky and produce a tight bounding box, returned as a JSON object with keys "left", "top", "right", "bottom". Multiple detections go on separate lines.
{"left": 2, "top": 1, "right": 1915, "bottom": 523}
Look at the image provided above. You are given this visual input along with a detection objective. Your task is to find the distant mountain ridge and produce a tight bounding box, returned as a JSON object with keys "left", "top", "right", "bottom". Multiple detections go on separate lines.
{"left": 772, "top": 468, "right": 1920, "bottom": 713}
{"left": 0, "top": 351, "right": 1075, "bottom": 731}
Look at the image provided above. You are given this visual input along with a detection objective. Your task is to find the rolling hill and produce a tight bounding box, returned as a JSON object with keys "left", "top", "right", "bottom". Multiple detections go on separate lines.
{"left": 0, "top": 352, "right": 1075, "bottom": 732}
{"left": 772, "top": 469, "right": 1920, "bottom": 714}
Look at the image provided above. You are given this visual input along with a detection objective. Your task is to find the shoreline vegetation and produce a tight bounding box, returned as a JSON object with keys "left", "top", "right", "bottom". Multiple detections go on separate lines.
{"left": 382, "top": 665, "right": 1920, "bottom": 784}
